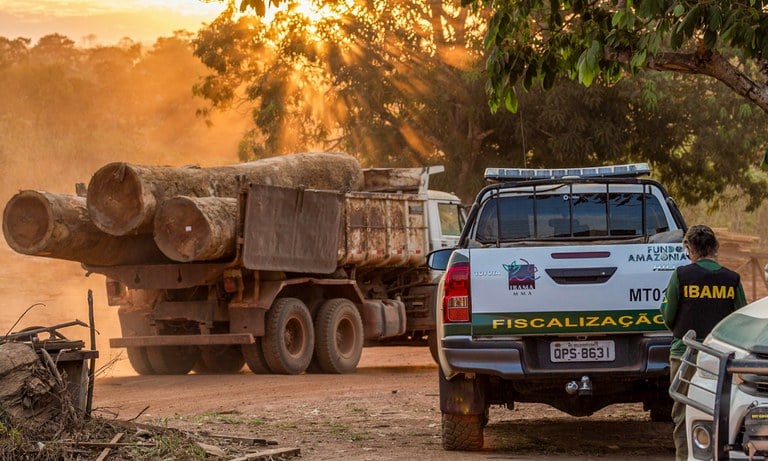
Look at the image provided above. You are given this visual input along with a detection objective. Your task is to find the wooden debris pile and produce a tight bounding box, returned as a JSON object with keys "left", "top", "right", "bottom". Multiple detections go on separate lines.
{"left": 3, "top": 152, "right": 364, "bottom": 265}
{"left": 0, "top": 417, "right": 301, "bottom": 460}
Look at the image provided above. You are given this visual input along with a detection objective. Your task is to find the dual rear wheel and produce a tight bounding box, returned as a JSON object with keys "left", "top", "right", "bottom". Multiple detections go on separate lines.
{"left": 124, "top": 296, "right": 364, "bottom": 376}
{"left": 243, "top": 297, "right": 363, "bottom": 375}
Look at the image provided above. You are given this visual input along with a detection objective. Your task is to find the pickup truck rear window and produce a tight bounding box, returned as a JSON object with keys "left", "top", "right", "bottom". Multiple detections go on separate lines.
{"left": 474, "top": 192, "right": 669, "bottom": 242}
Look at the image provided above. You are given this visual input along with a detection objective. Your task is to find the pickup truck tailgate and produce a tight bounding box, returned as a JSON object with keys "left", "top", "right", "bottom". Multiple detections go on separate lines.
{"left": 468, "top": 243, "right": 688, "bottom": 336}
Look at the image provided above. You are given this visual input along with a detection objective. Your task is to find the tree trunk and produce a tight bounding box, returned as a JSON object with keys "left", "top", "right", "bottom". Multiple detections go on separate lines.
{"left": 87, "top": 152, "right": 364, "bottom": 236}
{"left": 2, "top": 190, "right": 170, "bottom": 265}
{"left": 153, "top": 196, "right": 238, "bottom": 262}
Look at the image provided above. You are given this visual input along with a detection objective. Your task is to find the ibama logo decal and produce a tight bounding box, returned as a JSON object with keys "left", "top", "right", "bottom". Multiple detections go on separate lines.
{"left": 503, "top": 259, "right": 538, "bottom": 291}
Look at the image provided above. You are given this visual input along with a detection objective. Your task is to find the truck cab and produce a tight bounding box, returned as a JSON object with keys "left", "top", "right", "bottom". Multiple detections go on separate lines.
{"left": 430, "top": 163, "right": 688, "bottom": 450}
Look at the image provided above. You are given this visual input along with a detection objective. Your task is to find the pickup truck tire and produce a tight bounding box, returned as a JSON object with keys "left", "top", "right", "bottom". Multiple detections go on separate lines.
{"left": 314, "top": 298, "right": 364, "bottom": 374}
{"left": 441, "top": 413, "right": 484, "bottom": 451}
{"left": 262, "top": 297, "right": 314, "bottom": 375}
{"left": 126, "top": 347, "right": 155, "bottom": 375}
{"left": 242, "top": 341, "right": 271, "bottom": 374}
{"left": 427, "top": 330, "right": 439, "bottom": 364}
{"left": 649, "top": 401, "right": 673, "bottom": 422}
{"left": 195, "top": 346, "right": 245, "bottom": 374}
{"left": 146, "top": 346, "right": 199, "bottom": 375}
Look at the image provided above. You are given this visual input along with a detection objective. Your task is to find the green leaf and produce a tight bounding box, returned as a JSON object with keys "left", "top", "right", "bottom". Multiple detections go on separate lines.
{"left": 630, "top": 49, "right": 647, "bottom": 69}
{"left": 673, "top": 4, "right": 685, "bottom": 18}
{"left": 504, "top": 88, "right": 519, "bottom": 113}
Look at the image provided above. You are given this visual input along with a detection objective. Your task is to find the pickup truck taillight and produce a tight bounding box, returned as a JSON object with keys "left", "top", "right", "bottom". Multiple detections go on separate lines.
{"left": 443, "top": 262, "right": 470, "bottom": 323}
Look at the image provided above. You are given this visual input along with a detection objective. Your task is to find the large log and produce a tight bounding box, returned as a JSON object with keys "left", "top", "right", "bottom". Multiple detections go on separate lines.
{"left": 2, "top": 190, "right": 170, "bottom": 265}
{"left": 154, "top": 196, "right": 238, "bottom": 262}
{"left": 87, "top": 152, "right": 363, "bottom": 236}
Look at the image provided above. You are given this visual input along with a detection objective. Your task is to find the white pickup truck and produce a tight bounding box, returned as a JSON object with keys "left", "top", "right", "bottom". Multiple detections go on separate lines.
{"left": 428, "top": 163, "right": 690, "bottom": 450}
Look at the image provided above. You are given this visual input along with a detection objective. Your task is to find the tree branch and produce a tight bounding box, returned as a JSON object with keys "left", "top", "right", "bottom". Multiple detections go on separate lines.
{"left": 605, "top": 47, "right": 768, "bottom": 112}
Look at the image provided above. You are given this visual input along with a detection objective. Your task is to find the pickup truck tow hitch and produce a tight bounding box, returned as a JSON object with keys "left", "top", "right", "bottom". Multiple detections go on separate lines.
{"left": 565, "top": 376, "right": 593, "bottom": 396}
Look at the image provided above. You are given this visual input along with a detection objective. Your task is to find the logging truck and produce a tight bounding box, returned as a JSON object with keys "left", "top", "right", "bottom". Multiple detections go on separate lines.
{"left": 3, "top": 153, "right": 465, "bottom": 375}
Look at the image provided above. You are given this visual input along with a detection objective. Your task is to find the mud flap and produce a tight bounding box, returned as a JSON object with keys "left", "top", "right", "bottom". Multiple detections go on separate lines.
{"left": 439, "top": 366, "right": 486, "bottom": 416}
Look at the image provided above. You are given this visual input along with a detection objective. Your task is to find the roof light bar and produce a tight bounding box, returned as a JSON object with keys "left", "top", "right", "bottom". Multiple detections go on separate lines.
{"left": 484, "top": 163, "right": 651, "bottom": 182}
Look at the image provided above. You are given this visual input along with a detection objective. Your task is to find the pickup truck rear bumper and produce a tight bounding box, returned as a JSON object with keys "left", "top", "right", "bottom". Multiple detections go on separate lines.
{"left": 442, "top": 334, "right": 671, "bottom": 380}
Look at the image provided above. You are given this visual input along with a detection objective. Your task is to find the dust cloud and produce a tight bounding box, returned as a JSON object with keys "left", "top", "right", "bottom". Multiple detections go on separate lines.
{"left": 0, "top": 32, "right": 249, "bottom": 376}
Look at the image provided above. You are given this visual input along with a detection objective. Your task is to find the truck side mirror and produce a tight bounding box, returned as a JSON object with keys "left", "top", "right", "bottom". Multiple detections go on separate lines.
{"left": 427, "top": 248, "right": 453, "bottom": 271}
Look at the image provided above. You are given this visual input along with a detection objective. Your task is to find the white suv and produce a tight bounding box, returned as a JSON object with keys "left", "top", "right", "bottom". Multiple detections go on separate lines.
{"left": 670, "top": 297, "right": 768, "bottom": 460}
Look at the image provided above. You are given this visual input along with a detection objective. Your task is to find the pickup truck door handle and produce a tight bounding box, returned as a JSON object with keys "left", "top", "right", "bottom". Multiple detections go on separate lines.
{"left": 544, "top": 267, "right": 617, "bottom": 284}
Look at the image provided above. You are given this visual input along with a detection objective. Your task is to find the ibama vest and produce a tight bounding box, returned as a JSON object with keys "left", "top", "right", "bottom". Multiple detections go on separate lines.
{"left": 670, "top": 263, "right": 740, "bottom": 339}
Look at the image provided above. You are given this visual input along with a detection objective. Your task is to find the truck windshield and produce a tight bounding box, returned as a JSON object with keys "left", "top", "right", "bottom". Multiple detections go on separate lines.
{"left": 474, "top": 190, "right": 669, "bottom": 242}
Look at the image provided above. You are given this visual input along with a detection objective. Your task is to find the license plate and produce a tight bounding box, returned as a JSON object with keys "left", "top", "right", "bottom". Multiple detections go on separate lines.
{"left": 550, "top": 340, "right": 615, "bottom": 362}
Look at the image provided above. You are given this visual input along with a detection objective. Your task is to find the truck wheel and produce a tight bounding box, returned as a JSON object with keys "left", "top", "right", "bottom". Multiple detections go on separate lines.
{"left": 195, "top": 346, "right": 245, "bottom": 374}
{"left": 442, "top": 413, "right": 484, "bottom": 451}
{"left": 126, "top": 347, "right": 155, "bottom": 375}
{"left": 146, "top": 346, "right": 199, "bottom": 375}
{"left": 262, "top": 298, "right": 314, "bottom": 375}
{"left": 649, "top": 401, "right": 673, "bottom": 422}
{"left": 314, "top": 298, "right": 363, "bottom": 374}
{"left": 427, "top": 330, "right": 439, "bottom": 364}
{"left": 242, "top": 341, "right": 271, "bottom": 374}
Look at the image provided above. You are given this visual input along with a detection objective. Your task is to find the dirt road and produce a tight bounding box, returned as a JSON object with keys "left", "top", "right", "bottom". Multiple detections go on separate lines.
{"left": 0, "top": 245, "right": 674, "bottom": 460}
{"left": 92, "top": 346, "right": 676, "bottom": 461}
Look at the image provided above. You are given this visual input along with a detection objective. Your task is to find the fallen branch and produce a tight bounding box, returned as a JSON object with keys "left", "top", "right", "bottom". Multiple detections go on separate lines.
{"left": 95, "top": 432, "right": 124, "bottom": 461}
{"left": 227, "top": 447, "right": 301, "bottom": 461}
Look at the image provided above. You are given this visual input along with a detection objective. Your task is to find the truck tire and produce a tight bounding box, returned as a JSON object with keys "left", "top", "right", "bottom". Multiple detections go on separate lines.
{"left": 262, "top": 298, "right": 314, "bottom": 375}
{"left": 441, "top": 413, "right": 484, "bottom": 451}
{"left": 649, "top": 401, "right": 673, "bottom": 422}
{"left": 195, "top": 346, "right": 245, "bottom": 374}
{"left": 146, "top": 346, "right": 199, "bottom": 375}
{"left": 242, "top": 341, "right": 271, "bottom": 374}
{"left": 126, "top": 347, "right": 155, "bottom": 375}
{"left": 427, "top": 330, "right": 439, "bottom": 364}
{"left": 314, "top": 298, "right": 364, "bottom": 374}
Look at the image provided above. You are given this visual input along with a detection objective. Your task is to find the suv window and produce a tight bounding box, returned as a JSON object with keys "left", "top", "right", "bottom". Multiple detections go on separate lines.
{"left": 475, "top": 192, "right": 668, "bottom": 242}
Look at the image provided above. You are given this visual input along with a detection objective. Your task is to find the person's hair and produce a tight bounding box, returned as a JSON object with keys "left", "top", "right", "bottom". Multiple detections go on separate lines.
{"left": 683, "top": 224, "right": 719, "bottom": 258}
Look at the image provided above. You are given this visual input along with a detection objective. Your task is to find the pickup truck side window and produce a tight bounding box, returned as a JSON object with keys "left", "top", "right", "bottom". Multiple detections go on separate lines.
{"left": 474, "top": 192, "right": 668, "bottom": 242}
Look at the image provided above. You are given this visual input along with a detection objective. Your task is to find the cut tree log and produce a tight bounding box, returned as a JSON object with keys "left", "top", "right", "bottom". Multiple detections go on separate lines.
{"left": 153, "top": 196, "right": 238, "bottom": 262}
{"left": 0, "top": 342, "right": 59, "bottom": 430}
{"left": 2, "top": 190, "right": 170, "bottom": 265}
{"left": 87, "top": 152, "right": 363, "bottom": 236}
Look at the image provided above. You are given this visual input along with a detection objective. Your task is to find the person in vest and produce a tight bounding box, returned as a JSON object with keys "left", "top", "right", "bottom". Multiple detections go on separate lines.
{"left": 660, "top": 224, "right": 747, "bottom": 461}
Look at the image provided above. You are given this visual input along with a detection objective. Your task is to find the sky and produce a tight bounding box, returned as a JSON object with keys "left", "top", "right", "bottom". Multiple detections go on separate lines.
{"left": 0, "top": 0, "right": 226, "bottom": 46}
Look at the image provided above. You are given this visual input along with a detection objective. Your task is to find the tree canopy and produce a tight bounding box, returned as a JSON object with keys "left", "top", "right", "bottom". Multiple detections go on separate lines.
{"left": 196, "top": 0, "right": 768, "bottom": 206}
{"left": 450, "top": 0, "right": 768, "bottom": 115}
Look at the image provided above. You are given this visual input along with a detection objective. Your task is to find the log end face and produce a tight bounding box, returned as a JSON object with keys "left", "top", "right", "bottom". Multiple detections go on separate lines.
{"left": 2, "top": 190, "right": 54, "bottom": 254}
{"left": 154, "top": 196, "right": 212, "bottom": 262}
{"left": 87, "top": 162, "right": 149, "bottom": 236}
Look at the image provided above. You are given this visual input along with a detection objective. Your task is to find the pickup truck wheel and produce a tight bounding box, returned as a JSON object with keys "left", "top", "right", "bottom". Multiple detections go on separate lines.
{"left": 649, "top": 401, "right": 673, "bottom": 422}
{"left": 126, "top": 347, "right": 155, "bottom": 375}
{"left": 314, "top": 298, "right": 363, "bottom": 374}
{"left": 146, "top": 346, "right": 199, "bottom": 375}
{"left": 195, "top": 346, "right": 245, "bottom": 374}
{"left": 427, "top": 330, "right": 439, "bottom": 364}
{"left": 242, "top": 341, "right": 271, "bottom": 374}
{"left": 441, "top": 413, "right": 484, "bottom": 451}
{"left": 262, "top": 298, "right": 314, "bottom": 375}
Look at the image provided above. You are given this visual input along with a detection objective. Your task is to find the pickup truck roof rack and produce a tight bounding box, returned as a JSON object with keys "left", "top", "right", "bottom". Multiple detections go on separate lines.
{"left": 484, "top": 163, "right": 651, "bottom": 182}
